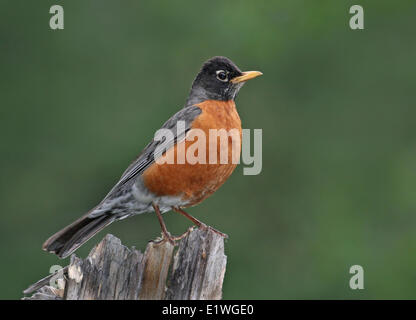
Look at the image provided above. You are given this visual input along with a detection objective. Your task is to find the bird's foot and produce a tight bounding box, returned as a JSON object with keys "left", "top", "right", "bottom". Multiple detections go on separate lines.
{"left": 153, "top": 225, "right": 228, "bottom": 245}
{"left": 171, "top": 207, "right": 228, "bottom": 239}
{"left": 198, "top": 223, "right": 229, "bottom": 239}
{"left": 153, "top": 231, "right": 177, "bottom": 246}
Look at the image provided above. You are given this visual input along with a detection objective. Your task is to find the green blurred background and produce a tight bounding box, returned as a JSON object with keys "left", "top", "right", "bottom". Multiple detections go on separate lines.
{"left": 1, "top": 0, "right": 415, "bottom": 299}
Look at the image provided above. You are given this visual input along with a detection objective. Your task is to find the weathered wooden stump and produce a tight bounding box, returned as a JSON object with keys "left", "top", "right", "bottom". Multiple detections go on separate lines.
{"left": 23, "top": 227, "right": 227, "bottom": 300}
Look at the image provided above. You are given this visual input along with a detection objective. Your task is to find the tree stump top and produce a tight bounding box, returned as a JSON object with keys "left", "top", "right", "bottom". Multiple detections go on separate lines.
{"left": 23, "top": 227, "right": 227, "bottom": 300}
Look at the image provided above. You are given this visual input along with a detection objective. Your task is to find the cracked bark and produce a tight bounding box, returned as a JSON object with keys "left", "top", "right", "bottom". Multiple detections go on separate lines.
{"left": 23, "top": 227, "right": 227, "bottom": 300}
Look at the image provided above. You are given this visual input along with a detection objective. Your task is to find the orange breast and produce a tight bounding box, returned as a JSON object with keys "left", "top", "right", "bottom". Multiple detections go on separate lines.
{"left": 142, "top": 100, "right": 242, "bottom": 206}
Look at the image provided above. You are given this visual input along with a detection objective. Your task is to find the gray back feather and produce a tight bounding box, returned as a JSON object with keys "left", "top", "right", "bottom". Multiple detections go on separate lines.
{"left": 103, "top": 105, "right": 202, "bottom": 200}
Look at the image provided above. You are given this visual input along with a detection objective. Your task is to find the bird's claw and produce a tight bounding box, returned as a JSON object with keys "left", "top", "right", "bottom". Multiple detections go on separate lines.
{"left": 153, "top": 231, "right": 180, "bottom": 246}
{"left": 198, "top": 224, "right": 228, "bottom": 239}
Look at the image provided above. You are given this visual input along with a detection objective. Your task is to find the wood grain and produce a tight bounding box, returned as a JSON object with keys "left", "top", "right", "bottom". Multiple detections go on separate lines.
{"left": 23, "top": 227, "right": 227, "bottom": 300}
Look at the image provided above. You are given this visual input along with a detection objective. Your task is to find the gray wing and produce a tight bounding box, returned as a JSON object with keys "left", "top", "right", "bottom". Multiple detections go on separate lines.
{"left": 103, "top": 105, "right": 202, "bottom": 199}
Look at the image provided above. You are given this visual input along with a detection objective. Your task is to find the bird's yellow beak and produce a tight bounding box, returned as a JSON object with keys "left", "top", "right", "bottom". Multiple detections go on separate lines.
{"left": 231, "top": 71, "right": 263, "bottom": 83}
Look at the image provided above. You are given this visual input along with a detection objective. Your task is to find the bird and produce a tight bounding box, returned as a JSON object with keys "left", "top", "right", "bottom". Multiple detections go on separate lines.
{"left": 42, "top": 56, "right": 262, "bottom": 258}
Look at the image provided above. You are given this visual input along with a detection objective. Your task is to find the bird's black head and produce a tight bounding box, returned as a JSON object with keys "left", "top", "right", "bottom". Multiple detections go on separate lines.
{"left": 186, "top": 56, "right": 262, "bottom": 106}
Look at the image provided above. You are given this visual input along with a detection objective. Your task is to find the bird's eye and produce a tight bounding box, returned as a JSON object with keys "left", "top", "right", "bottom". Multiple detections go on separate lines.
{"left": 216, "top": 70, "right": 228, "bottom": 82}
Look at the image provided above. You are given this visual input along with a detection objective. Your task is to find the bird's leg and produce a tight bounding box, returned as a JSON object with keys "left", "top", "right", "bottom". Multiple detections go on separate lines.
{"left": 152, "top": 202, "right": 176, "bottom": 245}
{"left": 172, "top": 207, "right": 229, "bottom": 239}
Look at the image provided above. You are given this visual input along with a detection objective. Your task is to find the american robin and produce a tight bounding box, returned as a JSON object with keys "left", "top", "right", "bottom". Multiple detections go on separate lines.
{"left": 43, "top": 56, "right": 262, "bottom": 258}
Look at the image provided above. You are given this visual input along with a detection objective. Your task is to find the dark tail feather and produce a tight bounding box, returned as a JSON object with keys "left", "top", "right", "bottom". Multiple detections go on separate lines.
{"left": 42, "top": 213, "right": 116, "bottom": 259}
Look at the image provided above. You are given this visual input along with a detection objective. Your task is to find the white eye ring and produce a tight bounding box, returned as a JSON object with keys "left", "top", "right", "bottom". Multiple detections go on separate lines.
{"left": 216, "top": 70, "right": 228, "bottom": 82}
